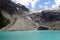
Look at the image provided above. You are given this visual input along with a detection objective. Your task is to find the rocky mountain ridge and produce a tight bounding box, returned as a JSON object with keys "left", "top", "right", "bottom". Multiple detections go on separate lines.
{"left": 29, "top": 9, "right": 60, "bottom": 30}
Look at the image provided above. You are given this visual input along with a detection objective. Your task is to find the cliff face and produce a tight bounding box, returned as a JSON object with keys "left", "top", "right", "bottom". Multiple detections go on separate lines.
{"left": 29, "top": 10, "right": 60, "bottom": 30}
{"left": 0, "top": 0, "right": 38, "bottom": 30}
{"left": 2, "top": 7, "right": 60, "bottom": 30}
{"left": 1, "top": 4, "right": 37, "bottom": 31}
{"left": 1, "top": 0, "right": 60, "bottom": 30}
{"left": 41, "top": 11, "right": 60, "bottom": 22}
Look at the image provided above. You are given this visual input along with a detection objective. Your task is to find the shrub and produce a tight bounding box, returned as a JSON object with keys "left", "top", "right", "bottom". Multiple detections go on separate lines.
{"left": 0, "top": 13, "right": 10, "bottom": 29}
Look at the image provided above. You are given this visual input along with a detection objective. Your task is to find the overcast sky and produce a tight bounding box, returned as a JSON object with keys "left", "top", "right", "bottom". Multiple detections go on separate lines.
{"left": 12, "top": 0, "right": 60, "bottom": 10}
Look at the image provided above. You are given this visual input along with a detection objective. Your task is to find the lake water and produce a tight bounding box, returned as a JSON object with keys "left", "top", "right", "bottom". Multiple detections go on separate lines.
{"left": 0, "top": 30, "right": 60, "bottom": 40}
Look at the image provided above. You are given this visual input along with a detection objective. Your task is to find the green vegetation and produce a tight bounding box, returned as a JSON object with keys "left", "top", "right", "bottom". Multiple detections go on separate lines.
{"left": 49, "top": 23, "right": 56, "bottom": 27}
{"left": 0, "top": 0, "right": 29, "bottom": 29}
{"left": 0, "top": 0, "right": 19, "bottom": 29}
{"left": 0, "top": 13, "right": 10, "bottom": 29}
{"left": 48, "top": 22, "right": 60, "bottom": 29}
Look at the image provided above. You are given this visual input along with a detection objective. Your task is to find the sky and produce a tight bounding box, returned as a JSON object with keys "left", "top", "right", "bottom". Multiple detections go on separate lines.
{"left": 12, "top": 0, "right": 60, "bottom": 10}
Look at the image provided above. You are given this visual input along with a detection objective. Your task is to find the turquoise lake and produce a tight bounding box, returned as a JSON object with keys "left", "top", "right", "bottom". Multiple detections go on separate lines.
{"left": 0, "top": 30, "right": 60, "bottom": 40}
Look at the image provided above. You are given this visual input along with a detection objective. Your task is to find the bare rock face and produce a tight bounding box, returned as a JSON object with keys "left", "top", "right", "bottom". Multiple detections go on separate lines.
{"left": 5, "top": 15, "right": 37, "bottom": 31}
{"left": 29, "top": 10, "right": 60, "bottom": 30}
{"left": 29, "top": 11, "right": 60, "bottom": 23}
{"left": 1, "top": 3, "right": 37, "bottom": 30}
{"left": 2, "top": 11, "right": 37, "bottom": 31}
{"left": 41, "top": 11, "right": 60, "bottom": 22}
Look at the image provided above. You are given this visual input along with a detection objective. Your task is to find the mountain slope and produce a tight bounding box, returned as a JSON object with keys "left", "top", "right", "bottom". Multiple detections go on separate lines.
{"left": 1, "top": 3, "right": 37, "bottom": 30}
{"left": 29, "top": 10, "right": 60, "bottom": 30}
